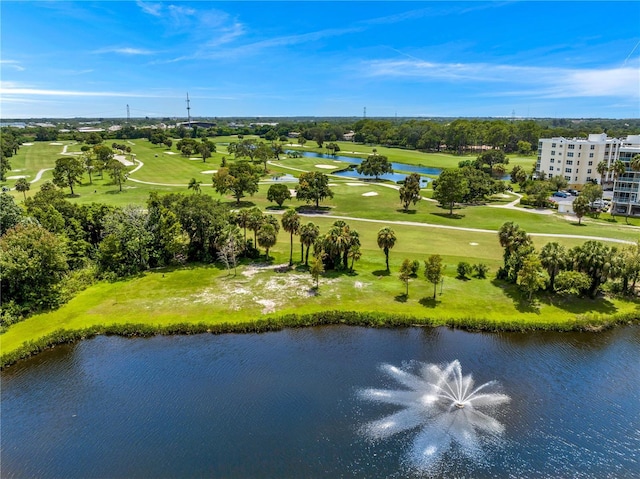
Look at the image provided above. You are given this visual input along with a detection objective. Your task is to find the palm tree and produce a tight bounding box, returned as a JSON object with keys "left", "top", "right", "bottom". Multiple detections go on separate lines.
{"left": 247, "top": 207, "right": 264, "bottom": 247}
{"left": 235, "top": 208, "right": 251, "bottom": 245}
{"left": 14, "top": 178, "right": 30, "bottom": 200}
{"left": 348, "top": 246, "right": 362, "bottom": 272}
{"left": 630, "top": 154, "right": 640, "bottom": 173}
{"left": 596, "top": 161, "right": 608, "bottom": 186}
{"left": 187, "top": 178, "right": 201, "bottom": 194}
{"left": 257, "top": 223, "right": 277, "bottom": 260}
{"left": 539, "top": 242, "right": 567, "bottom": 291}
{"left": 609, "top": 159, "right": 626, "bottom": 186}
{"left": 281, "top": 209, "right": 300, "bottom": 266}
{"left": 377, "top": 226, "right": 397, "bottom": 272}
{"left": 299, "top": 222, "right": 320, "bottom": 266}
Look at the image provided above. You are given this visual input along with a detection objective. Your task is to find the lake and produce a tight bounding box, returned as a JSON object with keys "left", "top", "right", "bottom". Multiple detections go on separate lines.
{"left": 2, "top": 326, "right": 638, "bottom": 478}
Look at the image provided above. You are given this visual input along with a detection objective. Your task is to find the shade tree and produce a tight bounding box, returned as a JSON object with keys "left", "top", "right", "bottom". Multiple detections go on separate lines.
{"left": 212, "top": 161, "right": 261, "bottom": 204}
{"left": 267, "top": 183, "right": 292, "bottom": 207}
{"left": 432, "top": 169, "right": 469, "bottom": 215}
{"left": 356, "top": 154, "right": 393, "bottom": 180}
{"left": 52, "top": 157, "right": 84, "bottom": 195}
{"left": 295, "top": 171, "right": 334, "bottom": 208}
{"left": 399, "top": 173, "right": 422, "bottom": 211}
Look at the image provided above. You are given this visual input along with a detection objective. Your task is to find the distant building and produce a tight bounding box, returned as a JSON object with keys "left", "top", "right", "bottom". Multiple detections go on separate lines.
{"left": 343, "top": 131, "right": 355, "bottom": 141}
{"left": 611, "top": 135, "right": 640, "bottom": 217}
{"left": 535, "top": 133, "right": 621, "bottom": 187}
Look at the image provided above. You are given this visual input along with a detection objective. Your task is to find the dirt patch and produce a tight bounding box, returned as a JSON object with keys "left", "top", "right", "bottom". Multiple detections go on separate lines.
{"left": 185, "top": 263, "right": 337, "bottom": 314}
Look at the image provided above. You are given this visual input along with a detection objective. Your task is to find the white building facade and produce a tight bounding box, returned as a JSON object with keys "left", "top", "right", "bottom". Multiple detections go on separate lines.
{"left": 611, "top": 135, "right": 640, "bottom": 217}
{"left": 536, "top": 133, "right": 621, "bottom": 187}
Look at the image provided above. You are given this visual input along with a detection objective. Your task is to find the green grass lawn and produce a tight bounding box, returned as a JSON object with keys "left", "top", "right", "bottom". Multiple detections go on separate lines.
{"left": 2, "top": 139, "right": 639, "bottom": 363}
{"left": 3, "top": 229, "right": 637, "bottom": 357}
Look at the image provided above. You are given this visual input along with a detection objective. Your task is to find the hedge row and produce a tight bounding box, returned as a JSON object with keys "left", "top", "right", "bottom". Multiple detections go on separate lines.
{"left": 2, "top": 310, "right": 638, "bottom": 369}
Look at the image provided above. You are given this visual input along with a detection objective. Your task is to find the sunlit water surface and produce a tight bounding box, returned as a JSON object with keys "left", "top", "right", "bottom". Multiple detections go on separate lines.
{"left": 2, "top": 326, "right": 639, "bottom": 478}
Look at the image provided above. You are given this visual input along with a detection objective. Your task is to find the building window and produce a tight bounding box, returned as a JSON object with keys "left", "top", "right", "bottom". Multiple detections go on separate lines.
{"left": 564, "top": 176, "right": 571, "bottom": 181}
{"left": 588, "top": 161, "right": 593, "bottom": 166}
{"left": 551, "top": 151, "right": 555, "bottom": 155}
{"left": 567, "top": 152, "right": 574, "bottom": 157}
{"left": 568, "top": 144, "right": 575, "bottom": 149}
{"left": 566, "top": 160, "right": 573, "bottom": 165}
{"left": 587, "top": 169, "right": 592, "bottom": 174}
{"left": 549, "top": 166, "right": 554, "bottom": 171}
{"left": 552, "top": 143, "right": 557, "bottom": 148}
{"left": 550, "top": 159, "right": 555, "bottom": 163}
{"left": 586, "top": 177, "right": 592, "bottom": 182}
{"left": 590, "top": 145, "right": 595, "bottom": 150}
{"left": 589, "top": 153, "right": 594, "bottom": 158}
{"left": 565, "top": 168, "right": 572, "bottom": 173}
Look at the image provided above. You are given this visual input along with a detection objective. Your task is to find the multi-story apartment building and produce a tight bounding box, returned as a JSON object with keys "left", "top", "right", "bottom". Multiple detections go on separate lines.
{"left": 536, "top": 133, "right": 621, "bottom": 187}
{"left": 612, "top": 135, "right": 640, "bottom": 217}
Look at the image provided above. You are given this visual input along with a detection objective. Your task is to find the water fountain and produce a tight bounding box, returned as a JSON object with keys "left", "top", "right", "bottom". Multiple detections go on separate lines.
{"left": 359, "top": 360, "right": 510, "bottom": 471}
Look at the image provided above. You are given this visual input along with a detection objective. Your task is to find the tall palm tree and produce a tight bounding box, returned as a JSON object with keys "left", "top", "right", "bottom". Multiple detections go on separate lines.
{"left": 609, "top": 159, "right": 626, "bottom": 186}
{"left": 14, "top": 178, "right": 30, "bottom": 200}
{"left": 235, "top": 208, "right": 252, "bottom": 245}
{"left": 596, "top": 161, "right": 608, "bottom": 186}
{"left": 247, "top": 207, "right": 264, "bottom": 247}
{"left": 630, "top": 154, "right": 640, "bottom": 173}
{"left": 377, "top": 226, "right": 397, "bottom": 272}
{"left": 299, "top": 222, "right": 320, "bottom": 266}
{"left": 281, "top": 209, "right": 300, "bottom": 266}
{"left": 539, "top": 242, "right": 567, "bottom": 291}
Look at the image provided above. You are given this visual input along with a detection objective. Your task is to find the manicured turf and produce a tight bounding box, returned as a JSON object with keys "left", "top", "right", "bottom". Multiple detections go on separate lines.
{"left": 2, "top": 138, "right": 639, "bottom": 363}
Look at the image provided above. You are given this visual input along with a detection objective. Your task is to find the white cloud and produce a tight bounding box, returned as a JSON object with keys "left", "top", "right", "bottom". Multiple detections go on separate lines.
{"left": 0, "top": 60, "right": 25, "bottom": 72}
{"left": 363, "top": 59, "right": 640, "bottom": 99}
{"left": 93, "top": 47, "right": 155, "bottom": 55}
{"left": 0, "top": 87, "right": 166, "bottom": 98}
{"left": 136, "top": 1, "right": 162, "bottom": 17}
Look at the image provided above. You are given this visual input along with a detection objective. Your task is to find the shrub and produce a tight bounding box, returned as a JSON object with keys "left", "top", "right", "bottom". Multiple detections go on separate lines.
{"left": 473, "top": 263, "right": 489, "bottom": 279}
{"left": 457, "top": 262, "right": 472, "bottom": 279}
{"left": 410, "top": 259, "right": 420, "bottom": 276}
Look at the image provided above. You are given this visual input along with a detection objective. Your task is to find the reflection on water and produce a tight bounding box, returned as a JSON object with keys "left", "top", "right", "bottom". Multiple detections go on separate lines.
{"left": 2, "top": 326, "right": 639, "bottom": 478}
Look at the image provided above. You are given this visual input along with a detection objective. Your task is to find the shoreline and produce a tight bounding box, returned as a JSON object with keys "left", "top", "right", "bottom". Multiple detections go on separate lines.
{"left": 2, "top": 310, "right": 638, "bottom": 369}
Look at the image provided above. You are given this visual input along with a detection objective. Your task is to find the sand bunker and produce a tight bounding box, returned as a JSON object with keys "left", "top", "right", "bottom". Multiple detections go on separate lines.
{"left": 49, "top": 142, "right": 63, "bottom": 145}
{"left": 22, "top": 143, "right": 34, "bottom": 146}
{"left": 164, "top": 151, "right": 177, "bottom": 155}
{"left": 7, "top": 175, "right": 27, "bottom": 180}
{"left": 469, "top": 242, "right": 479, "bottom": 246}
{"left": 362, "top": 192, "right": 379, "bottom": 197}
{"left": 315, "top": 164, "right": 336, "bottom": 169}
{"left": 201, "top": 170, "right": 217, "bottom": 174}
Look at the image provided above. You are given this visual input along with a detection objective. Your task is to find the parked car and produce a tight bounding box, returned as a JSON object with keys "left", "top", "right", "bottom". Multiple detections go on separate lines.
{"left": 553, "top": 191, "right": 569, "bottom": 198}
{"left": 566, "top": 189, "right": 578, "bottom": 196}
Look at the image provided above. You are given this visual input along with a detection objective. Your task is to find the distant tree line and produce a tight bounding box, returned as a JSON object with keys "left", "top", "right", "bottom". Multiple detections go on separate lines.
{"left": 3, "top": 117, "right": 638, "bottom": 160}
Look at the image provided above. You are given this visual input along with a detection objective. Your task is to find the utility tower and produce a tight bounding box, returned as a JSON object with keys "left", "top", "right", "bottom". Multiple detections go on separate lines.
{"left": 126, "top": 104, "right": 130, "bottom": 123}
{"left": 186, "top": 93, "right": 192, "bottom": 127}
{"left": 363, "top": 106, "right": 367, "bottom": 118}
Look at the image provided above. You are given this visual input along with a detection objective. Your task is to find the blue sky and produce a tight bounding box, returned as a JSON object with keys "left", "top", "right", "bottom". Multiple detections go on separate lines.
{"left": 1, "top": 1, "right": 639, "bottom": 119}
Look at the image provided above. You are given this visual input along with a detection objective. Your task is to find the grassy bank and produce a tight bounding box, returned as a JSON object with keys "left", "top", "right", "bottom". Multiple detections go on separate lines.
{"left": 2, "top": 257, "right": 639, "bottom": 368}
